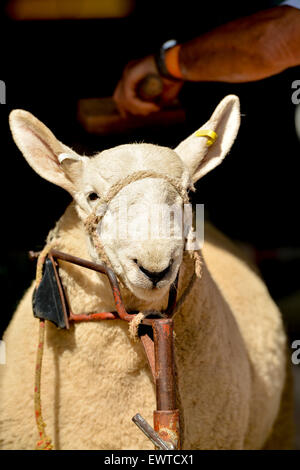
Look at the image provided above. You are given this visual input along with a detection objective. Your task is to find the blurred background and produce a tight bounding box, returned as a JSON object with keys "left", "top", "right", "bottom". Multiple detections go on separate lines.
{"left": 0, "top": 0, "right": 299, "bottom": 448}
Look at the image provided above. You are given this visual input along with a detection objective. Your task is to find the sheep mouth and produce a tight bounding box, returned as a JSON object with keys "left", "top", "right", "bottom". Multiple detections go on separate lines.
{"left": 120, "top": 264, "right": 178, "bottom": 302}
{"left": 122, "top": 273, "right": 171, "bottom": 299}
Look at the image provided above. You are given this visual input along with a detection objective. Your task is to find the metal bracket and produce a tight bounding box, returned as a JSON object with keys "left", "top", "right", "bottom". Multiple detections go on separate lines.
{"left": 132, "top": 414, "right": 174, "bottom": 450}
{"left": 30, "top": 249, "right": 182, "bottom": 449}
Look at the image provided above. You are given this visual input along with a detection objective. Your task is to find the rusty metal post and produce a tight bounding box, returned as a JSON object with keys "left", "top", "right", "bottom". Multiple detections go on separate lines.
{"left": 152, "top": 318, "right": 180, "bottom": 450}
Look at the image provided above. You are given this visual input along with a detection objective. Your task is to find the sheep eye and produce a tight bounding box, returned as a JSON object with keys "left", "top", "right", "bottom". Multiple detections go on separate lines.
{"left": 88, "top": 192, "right": 99, "bottom": 201}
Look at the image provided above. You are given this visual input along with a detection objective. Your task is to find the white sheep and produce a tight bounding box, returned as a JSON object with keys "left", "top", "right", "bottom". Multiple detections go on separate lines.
{"left": 0, "top": 95, "right": 294, "bottom": 450}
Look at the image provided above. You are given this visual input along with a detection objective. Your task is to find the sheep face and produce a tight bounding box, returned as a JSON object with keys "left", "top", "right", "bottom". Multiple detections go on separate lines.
{"left": 82, "top": 144, "right": 190, "bottom": 301}
{"left": 9, "top": 95, "right": 240, "bottom": 300}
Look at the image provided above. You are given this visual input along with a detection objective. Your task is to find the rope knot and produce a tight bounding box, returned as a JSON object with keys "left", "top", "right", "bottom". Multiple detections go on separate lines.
{"left": 128, "top": 312, "right": 146, "bottom": 342}
{"left": 128, "top": 311, "right": 168, "bottom": 342}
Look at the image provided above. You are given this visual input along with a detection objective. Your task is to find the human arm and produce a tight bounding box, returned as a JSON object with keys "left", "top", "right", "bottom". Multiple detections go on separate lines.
{"left": 179, "top": 6, "right": 300, "bottom": 82}
{"left": 113, "top": 6, "right": 300, "bottom": 115}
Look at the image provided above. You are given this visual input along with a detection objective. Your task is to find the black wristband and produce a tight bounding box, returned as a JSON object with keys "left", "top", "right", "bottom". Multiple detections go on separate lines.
{"left": 154, "top": 39, "right": 182, "bottom": 81}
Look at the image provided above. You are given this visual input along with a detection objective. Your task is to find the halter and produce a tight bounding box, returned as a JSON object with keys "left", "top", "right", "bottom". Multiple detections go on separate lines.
{"left": 84, "top": 169, "right": 192, "bottom": 268}
{"left": 31, "top": 170, "right": 202, "bottom": 451}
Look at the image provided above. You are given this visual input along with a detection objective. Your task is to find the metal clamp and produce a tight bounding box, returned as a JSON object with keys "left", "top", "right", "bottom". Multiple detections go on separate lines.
{"left": 132, "top": 414, "right": 175, "bottom": 450}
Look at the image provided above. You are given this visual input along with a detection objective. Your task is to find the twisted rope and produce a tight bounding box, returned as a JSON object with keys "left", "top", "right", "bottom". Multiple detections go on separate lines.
{"left": 84, "top": 170, "right": 190, "bottom": 271}
{"left": 34, "top": 244, "right": 54, "bottom": 450}
{"left": 172, "top": 250, "right": 203, "bottom": 316}
{"left": 128, "top": 312, "right": 146, "bottom": 342}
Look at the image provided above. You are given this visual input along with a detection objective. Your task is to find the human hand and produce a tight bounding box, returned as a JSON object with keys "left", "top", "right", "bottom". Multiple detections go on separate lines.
{"left": 113, "top": 55, "right": 184, "bottom": 116}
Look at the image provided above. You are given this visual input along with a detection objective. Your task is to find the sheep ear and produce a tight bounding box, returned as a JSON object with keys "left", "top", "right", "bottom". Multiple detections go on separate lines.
{"left": 175, "top": 95, "right": 240, "bottom": 183}
{"left": 9, "top": 109, "right": 82, "bottom": 193}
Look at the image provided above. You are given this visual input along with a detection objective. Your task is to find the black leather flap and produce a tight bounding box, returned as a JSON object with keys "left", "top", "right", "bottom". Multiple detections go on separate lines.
{"left": 32, "top": 258, "right": 68, "bottom": 329}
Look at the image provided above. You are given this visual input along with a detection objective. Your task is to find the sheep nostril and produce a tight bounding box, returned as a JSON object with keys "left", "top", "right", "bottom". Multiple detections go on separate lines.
{"left": 138, "top": 263, "right": 172, "bottom": 285}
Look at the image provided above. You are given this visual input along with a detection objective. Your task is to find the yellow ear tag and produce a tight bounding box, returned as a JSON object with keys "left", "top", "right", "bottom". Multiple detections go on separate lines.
{"left": 194, "top": 129, "right": 218, "bottom": 147}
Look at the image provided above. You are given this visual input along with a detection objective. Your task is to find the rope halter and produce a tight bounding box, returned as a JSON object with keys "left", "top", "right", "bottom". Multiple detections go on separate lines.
{"left": 84, "top": 170, "right": 192, "bottom": 267}
{"left": 32, "top": 170, "right": 201, "bottom": 450}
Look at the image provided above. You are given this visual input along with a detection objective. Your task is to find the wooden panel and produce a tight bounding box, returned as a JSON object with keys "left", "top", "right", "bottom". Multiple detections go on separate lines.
{"left": 6, "top": 0, "right": 135, "bottom": 20}
{"left": 77, "top": 97, "right": 186, "bottom": 135}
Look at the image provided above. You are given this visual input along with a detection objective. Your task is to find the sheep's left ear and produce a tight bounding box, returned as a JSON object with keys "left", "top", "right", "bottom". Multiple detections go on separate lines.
{"left": 175, "top": 95, "right": 240, "bottom": 183}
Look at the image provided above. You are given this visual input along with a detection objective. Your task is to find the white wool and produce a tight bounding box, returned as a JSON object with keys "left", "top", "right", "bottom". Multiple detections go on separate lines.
{"left": 0, "top": 96, "right": 293, "bottom": 449}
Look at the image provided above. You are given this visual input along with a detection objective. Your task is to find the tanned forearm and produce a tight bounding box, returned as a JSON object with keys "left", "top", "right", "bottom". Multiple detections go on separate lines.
{"left": 179, "top": 7, "right": 300, "bottom": 83}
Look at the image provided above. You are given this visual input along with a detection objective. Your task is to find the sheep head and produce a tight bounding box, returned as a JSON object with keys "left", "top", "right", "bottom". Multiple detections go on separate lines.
{"left": 9, "top": 95, "right": 240, "bottom": 301}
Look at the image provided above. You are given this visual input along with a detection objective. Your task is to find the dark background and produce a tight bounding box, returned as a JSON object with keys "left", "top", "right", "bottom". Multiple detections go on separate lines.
{"left": 0, "top": 0, "right": 300, "bottom": 345}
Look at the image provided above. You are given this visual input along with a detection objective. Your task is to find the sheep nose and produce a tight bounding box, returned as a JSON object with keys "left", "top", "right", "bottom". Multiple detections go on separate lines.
{"left": 138, "top": 264, "right": 171, "bottom": 285}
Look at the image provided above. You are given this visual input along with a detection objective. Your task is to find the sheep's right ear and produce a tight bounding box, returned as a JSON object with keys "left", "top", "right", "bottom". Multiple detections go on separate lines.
{"left": 9, "top": 109, "right": 82, "bottom": 193}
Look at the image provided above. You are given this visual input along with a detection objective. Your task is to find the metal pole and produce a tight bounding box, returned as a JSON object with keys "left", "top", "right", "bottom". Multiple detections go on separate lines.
{"left": 152, "top": 318, "right": 180, "bottom": 449}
